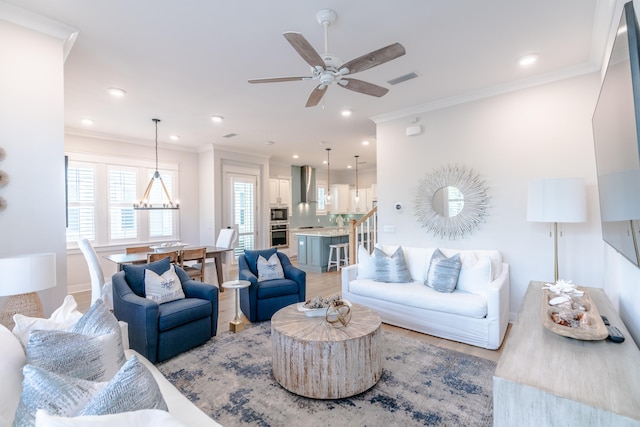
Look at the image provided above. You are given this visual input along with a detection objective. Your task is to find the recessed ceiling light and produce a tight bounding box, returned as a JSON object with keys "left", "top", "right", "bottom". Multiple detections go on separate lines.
{"left": 347, "top": 165, "right": 352, "bottom": 169}
{"left": 323, "top": 160, "right": 328, "bottom": 164}
{"left": 81, "top": 118, "right": 94, "bottom": 126}
{"left": 341, "top": 110, "right": 352, "bottom": 117}
{"left": 362, "top": 140, "right": 370, "bottom": 146}
{"left": 518, "top": 53, "right": 539, "bottom": 67}
{"left": 293, "top": 154, "right": 299, "bottom": 159}
{"left": 169, "top": 135, "right": 180, "bottom": 141}
{"left": 211, "top": 115, "right": 224, "bottom": 123}
{"left": 107, "top": 87, "right": 126, "bottom": 97}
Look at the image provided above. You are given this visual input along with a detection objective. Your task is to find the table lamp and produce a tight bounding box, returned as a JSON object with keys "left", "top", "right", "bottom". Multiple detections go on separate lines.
{"left": 527, "top": 178, "right": 587, "bottom": 282}
{"left": 0, "top": 253, "right": 56, "bottom": 329}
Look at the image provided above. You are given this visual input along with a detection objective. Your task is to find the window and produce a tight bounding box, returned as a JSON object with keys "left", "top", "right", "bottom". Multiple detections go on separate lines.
{"left": 66, "top": 162, "right": 96, "bottom": 242}
{"left": 65, "top": 153, "right": 179, "bottom": 247}
{"left": 316, "top": 179, "right": 327, "bottom": 215}
{"left": 108, "top": 166, "right": 138, "bottom": 240}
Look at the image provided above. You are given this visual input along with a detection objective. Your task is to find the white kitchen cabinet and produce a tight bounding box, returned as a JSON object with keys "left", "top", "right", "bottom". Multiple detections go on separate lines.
{"left": 328, "top": 184, "right": 350, "bottom": 214}
{"left": 269, "top": 178, "right": 291, "bottom": 208}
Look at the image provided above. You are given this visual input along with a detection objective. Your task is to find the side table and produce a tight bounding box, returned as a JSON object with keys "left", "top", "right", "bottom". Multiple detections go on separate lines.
{"left": 493, "top": 281, "right": 640, "bottom": 426}
{"left": 221, "top": 280, "right": 251, "bottom": 332}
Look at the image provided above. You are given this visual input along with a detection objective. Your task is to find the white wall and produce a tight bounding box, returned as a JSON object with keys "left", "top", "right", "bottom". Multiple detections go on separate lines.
{"left": 0, "top": 18, "right": 69, "bottom": 314}
{"left": 375, "top": 72, "right": 603, "bottom": 320}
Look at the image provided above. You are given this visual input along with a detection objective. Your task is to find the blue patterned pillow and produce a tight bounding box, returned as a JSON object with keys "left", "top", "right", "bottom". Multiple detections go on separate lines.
{"left": 25, "top": 330, "right": 123, "bottom": 382}
{"left": 373, "top": 246, "right": 411, "bottom": 283}
{"left": 79, "top": 355, "right": 167, "bottom": 416}
{"left": 13, "top": 365, "right": 106, "bottom": 427}
{"left": 425, "top": 249, "right": 462, "bottom": 293}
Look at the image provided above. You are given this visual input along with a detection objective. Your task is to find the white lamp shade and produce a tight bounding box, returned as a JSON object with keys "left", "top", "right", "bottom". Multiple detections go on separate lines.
{"left": 0, "top": 253, "right": 56, "bottom": 297}
{"left": 527, "top": 177, "right": 587, "bottom": 223}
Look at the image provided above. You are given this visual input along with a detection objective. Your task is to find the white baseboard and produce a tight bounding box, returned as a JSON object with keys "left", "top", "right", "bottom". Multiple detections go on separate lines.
{"left": 68, "top": 282, "right": 90, "bottom": 294}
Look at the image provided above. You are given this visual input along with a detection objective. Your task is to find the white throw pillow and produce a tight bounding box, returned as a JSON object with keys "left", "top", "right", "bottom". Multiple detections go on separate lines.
{"left": 356, "top": 245, "right": 376, "bottom": 279}
{"left": 144, "top": 265, "right": 185, "bottom": 304}
{"left": 257, "top": 253, "right": 285, "bottom": 282}
{"left": 12, "top": 295, "right": 83, "bottom": 348}
{"left": 0, "top": 324, "right": 26, "bottom": 427}
{"left": 35, "top": 409, "right": 186, "bottom": 427}
{"left": 456, "top": 255, "right": 492, "bottom": 295}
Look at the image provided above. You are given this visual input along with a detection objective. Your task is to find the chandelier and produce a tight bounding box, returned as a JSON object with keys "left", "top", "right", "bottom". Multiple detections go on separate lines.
{"left": 133, "top": 119, "right": 180, "bottom": 210}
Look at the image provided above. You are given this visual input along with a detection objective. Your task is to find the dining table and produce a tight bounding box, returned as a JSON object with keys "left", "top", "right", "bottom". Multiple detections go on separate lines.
{"left": 104, "top": 246, "right": 233, "bottom": 291}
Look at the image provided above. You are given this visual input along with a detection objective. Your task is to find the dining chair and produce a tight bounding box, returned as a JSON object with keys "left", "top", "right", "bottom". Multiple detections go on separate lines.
{"left": 180, "top": 247, "right": 206, "bottom": 281}
{"left": 126, "top": 245, "right": 152, "bottom": 254}
{"left": 77, "top": 238, "right": 113, "bottom": 310}
{"left": 215, "top": 227, "right": 238, "bottom": 282}
{"left": 147, "top": 250, "right": 179, "bottom": 264}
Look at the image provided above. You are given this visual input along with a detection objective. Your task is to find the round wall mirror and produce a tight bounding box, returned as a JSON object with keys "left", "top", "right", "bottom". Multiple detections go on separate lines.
{"left": 414, "top": 165, "right": 489, "bottom": 239}
{"left": 432, "top": 186, "right": 464, "bottom": 218}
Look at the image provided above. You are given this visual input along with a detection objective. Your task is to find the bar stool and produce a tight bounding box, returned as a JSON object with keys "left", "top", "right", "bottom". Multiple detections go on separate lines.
{"left": 327, "top": 243, "right": 349, "bottom": 272}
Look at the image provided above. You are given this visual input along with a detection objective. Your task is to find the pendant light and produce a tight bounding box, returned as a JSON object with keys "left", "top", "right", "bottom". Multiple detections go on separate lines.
{"left": 133, "top": 119, "right": 180, "bottom": 210}
{"left": 354, "top": 155, "right": 360, "bottom": 203}
{"left": 325, "top": 148, "right": 332, "bottom": 205}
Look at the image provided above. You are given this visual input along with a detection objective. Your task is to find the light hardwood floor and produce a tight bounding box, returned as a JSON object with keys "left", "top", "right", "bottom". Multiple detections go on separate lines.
{"left": 72, "top": 264, "right": 509, "bottom": 363}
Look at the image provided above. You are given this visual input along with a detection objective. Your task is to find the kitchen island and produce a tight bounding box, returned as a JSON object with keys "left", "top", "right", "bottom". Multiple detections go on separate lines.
{"left": 295, "top": 228, "right": 349, "bottom": 273}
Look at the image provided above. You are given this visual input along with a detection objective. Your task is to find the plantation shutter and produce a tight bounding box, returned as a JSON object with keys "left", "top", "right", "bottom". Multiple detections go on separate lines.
{"left": 109, "top": 166, "right": 137, "bottom": 240}
{"left": 234, "top": 179, "right": 255, "bottom": 254}
{"left": 148, "top": 169, "right": 176, "bottom": 238}
{"left": 66, "top": 162, "right": 95, "bottom": 242}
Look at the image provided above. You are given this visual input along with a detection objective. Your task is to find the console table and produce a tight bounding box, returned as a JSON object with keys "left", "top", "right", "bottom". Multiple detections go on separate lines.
{"left": 493, "top": 281, "right": 640, "bottom": 426}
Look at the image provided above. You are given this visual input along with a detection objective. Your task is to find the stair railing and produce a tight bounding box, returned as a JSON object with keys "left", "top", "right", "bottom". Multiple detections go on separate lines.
{"left": 348, "top": 206, "right": 378, "bottom": 265}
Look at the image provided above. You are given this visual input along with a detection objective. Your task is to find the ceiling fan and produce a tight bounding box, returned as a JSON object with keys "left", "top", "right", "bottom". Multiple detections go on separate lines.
{"left": 248, "top": 9, "right": 406, "bottom": 107}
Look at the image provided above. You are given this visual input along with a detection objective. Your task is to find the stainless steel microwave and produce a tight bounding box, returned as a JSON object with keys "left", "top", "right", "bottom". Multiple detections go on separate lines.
{"left": 270, "top": 207, "right": 288, "bottom": 221}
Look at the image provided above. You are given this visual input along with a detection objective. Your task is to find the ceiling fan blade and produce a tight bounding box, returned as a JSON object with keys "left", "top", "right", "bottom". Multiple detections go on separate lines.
{"left": 283, "top": 32, "right": 325, "bottom": 69}
{"left": 340, "top": 42, "right": 406, "bottom": 74}
{"left": 248, "top": 76, "right": 308, "bottom": 84}
{"left": 305, "top": 85, "right": 328, "bottom": 107}
{"left": 339, "top": 78, "right": 389, "bottom": 97}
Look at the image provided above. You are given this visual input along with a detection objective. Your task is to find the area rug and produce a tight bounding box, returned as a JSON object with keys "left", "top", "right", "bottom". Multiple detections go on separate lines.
{"left": 157, "top": 322, "right": 495, "bottom": 426}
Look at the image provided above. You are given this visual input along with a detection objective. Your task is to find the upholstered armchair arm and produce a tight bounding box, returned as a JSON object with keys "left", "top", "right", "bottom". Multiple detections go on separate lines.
{"left": 176, "top": 266, "right": 219, "bottom": 336}
{"left": 283, "top": 264, "right": 306, "bottom": 301}
{"left": 112, "top": 271, "right": 160, "bottom": 361}
{"left": 238, "top": 254, "right": 259, "bottom": 321}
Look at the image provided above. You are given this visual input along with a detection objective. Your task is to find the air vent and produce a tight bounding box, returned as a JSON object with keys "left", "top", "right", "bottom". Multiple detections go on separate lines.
{"left": 387, "top": 72, "right": 418, "bottom": 86}
{"left": 223, "top": 133, "right": 237, "bottom": 138}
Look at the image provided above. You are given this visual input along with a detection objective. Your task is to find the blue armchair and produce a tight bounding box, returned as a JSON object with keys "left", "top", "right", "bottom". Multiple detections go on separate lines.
{"left": 239, "top": 249, "right": 306, "bottom": 322}
{"left": 112, "top": 257, "right": 219, "bottom": 363}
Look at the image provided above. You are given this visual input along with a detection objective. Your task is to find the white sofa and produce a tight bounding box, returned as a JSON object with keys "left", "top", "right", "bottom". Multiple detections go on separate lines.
{"left": 341, "top": 244, "right": 510, "bottom": 350}
{"left": 0, "top": 321, "right": 220, "bottom": 427}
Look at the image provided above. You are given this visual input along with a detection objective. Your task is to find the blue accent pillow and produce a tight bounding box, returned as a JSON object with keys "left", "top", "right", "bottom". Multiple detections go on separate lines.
{"left": 244, "top": 248, "right": 277, "bottom": 275}
{"left": 373, "top": 246, "right": 412, "bottom": 283}
{"left": 123, "top": 257, "right": 171, "bottom": 297}
{"left": 425, "top": 249, "right": 462, "bottom": 293}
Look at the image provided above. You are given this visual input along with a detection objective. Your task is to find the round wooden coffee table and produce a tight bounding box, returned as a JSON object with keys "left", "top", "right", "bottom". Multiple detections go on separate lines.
{"left": 271, "top": 302, "right": 382, "bottom": 399}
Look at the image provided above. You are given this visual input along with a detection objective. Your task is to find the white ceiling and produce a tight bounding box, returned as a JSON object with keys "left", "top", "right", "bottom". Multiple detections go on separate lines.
{"left": 6, "top": 0, "right": 610, "bottom": 171}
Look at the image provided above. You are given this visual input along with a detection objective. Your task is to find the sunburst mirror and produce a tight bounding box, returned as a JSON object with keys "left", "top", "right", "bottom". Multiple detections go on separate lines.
{"left": 414, "top": 165, "right": 489, "bottom": 239}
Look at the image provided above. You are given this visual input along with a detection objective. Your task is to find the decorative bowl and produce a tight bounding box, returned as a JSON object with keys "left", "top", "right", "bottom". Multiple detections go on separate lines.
{"left": 297, "top": 299, "right": 351, "bottom": 317}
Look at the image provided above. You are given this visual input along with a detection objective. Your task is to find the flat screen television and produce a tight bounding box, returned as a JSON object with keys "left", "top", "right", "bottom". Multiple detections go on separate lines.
{"left": 593, "top": 1, "right": 640, "bottom": 267}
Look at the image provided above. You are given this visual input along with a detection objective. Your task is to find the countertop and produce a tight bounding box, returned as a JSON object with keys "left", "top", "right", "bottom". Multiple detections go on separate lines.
{"left": 292, "top": 226, "right": 348, "bottom": 237}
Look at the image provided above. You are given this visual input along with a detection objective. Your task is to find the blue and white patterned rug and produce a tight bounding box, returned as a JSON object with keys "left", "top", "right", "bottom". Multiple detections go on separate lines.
{"left": 157, "top": 322, "right": 495, "bottom": 426}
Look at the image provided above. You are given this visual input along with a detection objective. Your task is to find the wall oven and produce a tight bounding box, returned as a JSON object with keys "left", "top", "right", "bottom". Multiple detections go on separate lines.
{"left": 270, "top": 207, "right": 288, "bottom": 222}
{"left": 270, "top": 222, "right": 289, "bottom": 248}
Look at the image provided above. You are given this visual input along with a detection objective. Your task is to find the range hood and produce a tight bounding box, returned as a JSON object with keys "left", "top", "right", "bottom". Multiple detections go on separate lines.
{"left": 300, "top": 165, "right": 315, "bottom": 203}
